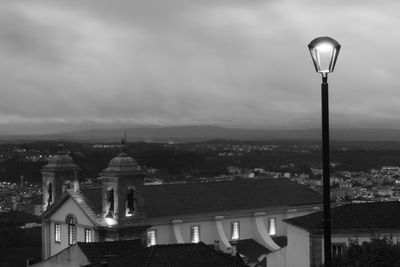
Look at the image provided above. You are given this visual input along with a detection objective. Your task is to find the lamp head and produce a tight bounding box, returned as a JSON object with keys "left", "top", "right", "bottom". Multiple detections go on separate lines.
{"left": 308, "top": 36, "right": 341, "bottom": 75}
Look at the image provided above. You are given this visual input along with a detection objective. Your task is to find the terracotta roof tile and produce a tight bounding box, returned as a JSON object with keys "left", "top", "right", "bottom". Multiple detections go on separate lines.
{"left": 78, "top": 239, "right": 143, "bottom": 263}
{"left": 85, "top": 242, "right": 247, "bottom": 267}
{"left": 80, "top": 185, "right": 103, "bottom": 215}
{"left": 141, "top": 179, "right": 322, "bottom": 218}
{"left": 236, "top": 239, "right": 271, "bottom": 263}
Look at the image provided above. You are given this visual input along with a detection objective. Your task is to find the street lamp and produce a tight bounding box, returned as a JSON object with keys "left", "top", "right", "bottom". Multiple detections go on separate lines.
{"left": 308, "top": 36, "right": 341, "bottom": 267}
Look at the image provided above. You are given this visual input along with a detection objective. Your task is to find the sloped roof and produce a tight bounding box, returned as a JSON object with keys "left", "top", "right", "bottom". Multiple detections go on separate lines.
{"left": 80, "top": 185, "right": 103, "bottom": 215}
{"left": 78, "top": 239, "right": 143, "bottom": 263}
{"left": 43, "top": 178, "right": 321, "bottom": 225}
{"left": 236, "top": 239, "right": 271, "bottom": 263}
{"left": 140, "top": 179, "right": 322, "bottom": 218}
{"left": 85, "top": 242, "right": 247, "bottom": 267}
{"left": 284, "top": 201, "right": 400, "bottom": 234}
{"left": 41, "top": 189, "right": 106, "bottom": 227}
{"left": 235, "top": 236, "right": 287, "bottom": 263}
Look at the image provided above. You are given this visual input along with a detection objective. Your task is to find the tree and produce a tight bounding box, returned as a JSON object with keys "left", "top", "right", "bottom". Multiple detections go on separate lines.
{"left": 333, "top": 238, "right": 400, "bottom": 267}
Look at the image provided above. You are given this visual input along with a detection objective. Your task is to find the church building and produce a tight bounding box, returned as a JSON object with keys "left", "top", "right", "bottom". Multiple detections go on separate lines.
{"left": 39, "top": 148, "right": 322, "bottom": 266}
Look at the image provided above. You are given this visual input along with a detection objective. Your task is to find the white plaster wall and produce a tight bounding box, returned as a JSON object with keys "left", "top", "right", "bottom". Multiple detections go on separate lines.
{"left": 49, "top": 198, "right": 95, "bottom": 257}
{"left": 267, "top": 247, "right": 287, "bottom": 267}
{"left": 178, "top": 220, "right": 217, "bottom": 244}
{"left": 151, "top": 208, "right": 318, "bottom": 249}
{"left": 285, "top": 225, "right": 310, "bottom": 267}
{"left": 152, "top": 212, "right": 296, "bottom": 246}
{"left": 33, "top": 245, "right": 90, "bottom": 267}
{"left": 51, "top": 198, "right": 94, "bottom": 226}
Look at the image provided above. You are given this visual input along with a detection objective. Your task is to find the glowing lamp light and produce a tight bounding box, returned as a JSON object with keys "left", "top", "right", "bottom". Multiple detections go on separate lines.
{"left": 105, "top": 217, "right": 117, "bottom": 227}
{"left": 308, "top": 36, "right": 341, "bottom": 75}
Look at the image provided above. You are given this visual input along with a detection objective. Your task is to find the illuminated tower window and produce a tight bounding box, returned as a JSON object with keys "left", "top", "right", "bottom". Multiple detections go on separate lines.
{"left": 190, "top": 225, "right": 200, "bottom": 243}
{"left": 67, "top": 216, "right": 77, "bottom": 245}
{"left": 54, "top": 224, "right": 61, "bottom": 243}
{"left": 231, "top": 221, "right": 240, "bottom": 240}
{"left": 106, "top": 188, "right": 114, "bottom": 218}
{"left": 47, "top": 182, "right": 53, "bottom": 208}
{"left": 147, "top": 230, "right": 156, "bottom": 247}
{"left": 268, "top": 218, "right": 277, "bottom": 236}
{"left": 126, "top": 187, "right": 135, "bottom": 217}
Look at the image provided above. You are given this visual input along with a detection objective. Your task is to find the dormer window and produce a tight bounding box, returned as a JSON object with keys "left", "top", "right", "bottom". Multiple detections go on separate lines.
{"left": 231, "top": 221, "right": 240, "bottom": 240}
{"left": 126, "top": 187, "right": 136, "bottom": 217}
{"left": 106, "top": 188, "right": 114, "bottom": 218}
{"left": 268, "top": 218, "right": 277, "bottom": 236}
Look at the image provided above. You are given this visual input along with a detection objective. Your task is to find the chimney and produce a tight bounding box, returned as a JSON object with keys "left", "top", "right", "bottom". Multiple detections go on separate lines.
{"left": 73, "top": 171, "right": 79, "bottom": 192}
{"left": 73, "top": 179, "right": 79, "bottom": 192}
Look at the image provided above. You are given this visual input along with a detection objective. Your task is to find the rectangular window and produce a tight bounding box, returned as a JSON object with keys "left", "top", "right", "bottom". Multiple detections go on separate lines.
{"left": 332, "top": 243, "right": 346, "bottom": 257}
{"left": 190, "top": 225, "right": 200, "bottom": 243}
{"left": 268, "top": 218, "right": 277, "bottom": 236}
{"left": 147, "top": 230, "right": 156, "bottom": 247}
{"left": 85, "top": 229, "right": 92, "bottom": 243}
{"left": 55, "top": 224, "right": 61, "bottom": 243}
{"left": 231, "top": 221, "right": 240, "bottom": 240}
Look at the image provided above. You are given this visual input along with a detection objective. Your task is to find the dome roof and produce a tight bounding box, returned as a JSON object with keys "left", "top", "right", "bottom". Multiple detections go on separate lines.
{"left": 102, "top": 153, "right": 142, "bottom": 175}
{"left": 42, "top": 150, "right": 79, "bottom": 172}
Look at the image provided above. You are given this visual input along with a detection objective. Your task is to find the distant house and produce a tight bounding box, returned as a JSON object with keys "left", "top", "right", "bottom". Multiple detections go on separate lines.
{"left": 279, "top": 202, "right": 400, "bottom": 267}
{"left": 35, "top": 149, "right": 322, "bottom": 266}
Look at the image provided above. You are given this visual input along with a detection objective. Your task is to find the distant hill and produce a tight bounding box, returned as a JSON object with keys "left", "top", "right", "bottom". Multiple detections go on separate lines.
{"left": 1, "top": 126, "right": 400, "bottom": 142}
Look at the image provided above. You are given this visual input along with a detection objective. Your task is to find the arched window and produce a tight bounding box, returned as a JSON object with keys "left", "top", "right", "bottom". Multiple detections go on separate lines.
{"left": 47, "top": 182, "right": 52, "bottom": 207}
{"left": 66, "top": 215, "right": 77, "bottom": 245}
{"left": 106, "top": 188, "right": 114, "bottom": 218}
{"left": 125, "top": 187, "right": 136, "bottom": 217}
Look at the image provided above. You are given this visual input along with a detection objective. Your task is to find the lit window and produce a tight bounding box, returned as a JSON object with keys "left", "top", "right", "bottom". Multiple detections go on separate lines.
{"left": 147, "top": 230, "right": 156, "bottom": 247}
{"left": 67, "top": 216, "right": 77, "bottom": 245}
{"left": 231, "top": 221, "right": 240, "bottom": 240}
{"left": 106, "top": 189, "right": 114, "bottom": 218}
{"left": 332, "top": 243, "right": 346, "bottom": 257}
{"left": 85, "top": 229, "right": 92, "bottom": 243}
{"left": 126, "top": 187, "right": 135, "bottom": 217}
{"left": 268, "top": 218, "right": 277, "bottom": 236}
{"left": 190, "top": 225, "right": 200, "bottom": 243}
{"left": 47, "top": 182, "right": 53, "bottom": 208}
{"left": 55, "top": 224, "right": 61, "bottom": 243}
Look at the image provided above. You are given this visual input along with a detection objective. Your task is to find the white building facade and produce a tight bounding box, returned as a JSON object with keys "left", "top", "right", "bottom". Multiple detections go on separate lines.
{"left": 40, "top": 151, "right": 323, "bottom": 266}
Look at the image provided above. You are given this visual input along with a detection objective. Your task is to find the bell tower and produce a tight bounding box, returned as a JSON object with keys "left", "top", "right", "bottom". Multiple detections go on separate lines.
{"left": 41, "top": 144, "right": 79, "bottom": 211}
{"left": 100, "top": 152, "right": 146, "bottom": 226}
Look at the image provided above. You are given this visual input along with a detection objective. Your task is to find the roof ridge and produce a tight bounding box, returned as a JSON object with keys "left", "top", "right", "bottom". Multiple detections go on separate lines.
{"left": 69, "top": 190, "right": 105, "bottom": 226}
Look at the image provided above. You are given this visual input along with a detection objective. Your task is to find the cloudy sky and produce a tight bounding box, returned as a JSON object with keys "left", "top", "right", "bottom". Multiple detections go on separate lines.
{"left": 0, "top": 0, "right": 399, "bottom": 134}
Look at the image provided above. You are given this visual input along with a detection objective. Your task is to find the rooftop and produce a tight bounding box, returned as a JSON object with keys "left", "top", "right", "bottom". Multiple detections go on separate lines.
{"left": 284, "top": 201, "right": 400, "bottom": 234}
{"left": 141, "top": 178, "right": 322, "bottom": 218}
{"left": 77, "top": 178, "right": 322, "bottom": 221}
{"left": 78, "top": 239, "right": 143, "bottom": 263}
{"left": 84, "top": 242, "right": 247, "bottom": 267}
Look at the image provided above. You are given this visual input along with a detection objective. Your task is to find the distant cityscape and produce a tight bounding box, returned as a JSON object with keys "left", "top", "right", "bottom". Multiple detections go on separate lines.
{"left": 2, "top": 140, "right": 400, "bottom": 214}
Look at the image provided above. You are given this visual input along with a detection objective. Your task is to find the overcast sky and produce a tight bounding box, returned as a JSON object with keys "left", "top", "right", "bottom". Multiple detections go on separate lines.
{"left": 0, "top": 0, "right": 399, "bottom": 134}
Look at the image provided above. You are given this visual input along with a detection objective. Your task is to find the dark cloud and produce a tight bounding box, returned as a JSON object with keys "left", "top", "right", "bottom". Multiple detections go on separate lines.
{"left": 0, "top": 1, "right": 399, "bottom": 134}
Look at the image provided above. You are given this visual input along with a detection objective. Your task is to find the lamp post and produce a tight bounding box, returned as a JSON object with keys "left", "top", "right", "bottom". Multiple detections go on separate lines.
{"left": 308, "top": 36, "right": 341, "bottom": 267}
